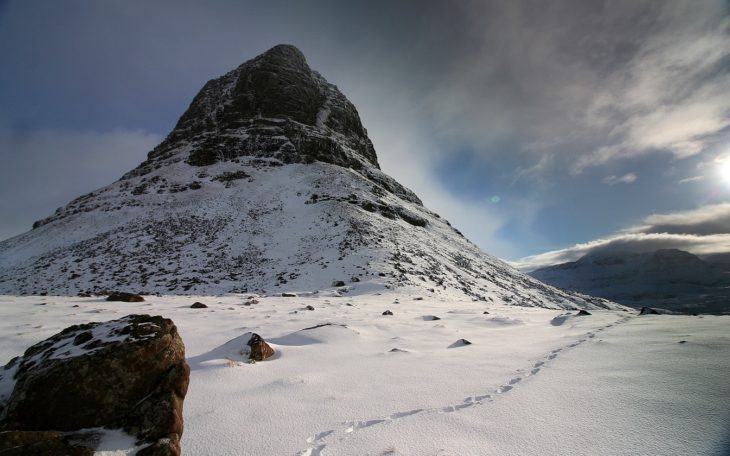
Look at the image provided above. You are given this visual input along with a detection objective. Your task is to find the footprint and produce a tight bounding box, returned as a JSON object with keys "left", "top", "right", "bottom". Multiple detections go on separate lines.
{"left": 588, "top": 333, "right": 595, "bottom": 338}
{"left": 534, "top": 361, "right": 544, "bottom": 368}
{"left": 475, "top": 394, "right": 491, "bottom": 401}
{"left": 306, "top": 431, "right": 333, "bottom": 443}
{"left": 530, "top": 367, "right": 540, "bottom": 375}
{"left": 497, "top": 385, "right": 513, "bottom": 393}
{"left": 551, "top": 348, "right": 562, "bottom": 353}
{"left": 391, "top": 409, "right": 423, "bottom": 419}
{"left": 345, "top": 419, "right": 386, "bottom": 433}
{"left": 548, "top": 353, "right": 558, "bottom": 360}
{"left": 454, "top": 403, "right": 474, "bottom": 410}
{"left": 509, "top": 377, "right": 522, "bottom": 385}
{"left": 299, "top": 446, "right": 325, "bottom": 456}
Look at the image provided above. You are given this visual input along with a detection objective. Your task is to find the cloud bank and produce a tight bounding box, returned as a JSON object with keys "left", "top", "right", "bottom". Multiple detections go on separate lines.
{"left": 514, "top": 203, "right": 730, "bottom": 271}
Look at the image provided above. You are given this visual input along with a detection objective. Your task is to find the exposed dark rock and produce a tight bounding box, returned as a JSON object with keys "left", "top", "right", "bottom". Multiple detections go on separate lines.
{"left": 413, "top": 297, "right": 423, "bottom": 301}
{"left": 190, "top": 302, "right": 208, "bottom": 309}
{"left": 301, "top": 323, "right": 348, "bottom": 331}
{"left": 106, "top": 292, "right": 144, "bottom": 302}
{"left": 0, "top": 315, "right": 189, "bottom": 455}
{"left": 449, "top": 339, "right": 472, "bottom": 348}
{"left": 350, "top": 277, "right": 360, "bottom": 283}
{"left": 332, "top": 280, "right": 346, "bottom": 287}
{"left": 382, "top": 310, "right": 393, "bottom": 316}
{"left": 247, "top": 334, "right": 275, "bottom": 362}
{"left": 639, "top": 307, "right": 661, "bottom": 315}
{"left": 483, "top": 311, "right": 490, "bottom": 314}
{"left": 424, "top": 315, "right": 441, "bottom": 321}
{"left": 576, "top": 310, "right": 592, "bottom": 316}
{"left": 282, "top": 292, "right": 297, "bottom": 298}
{"left": 0, "top": 430, "right": 96, "bottom": 456}
{"left": 305, "top": 305, "right": 315, "bottom": 311}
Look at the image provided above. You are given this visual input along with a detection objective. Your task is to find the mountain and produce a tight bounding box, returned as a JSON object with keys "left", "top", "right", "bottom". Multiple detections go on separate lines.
{"left": 0, "top": 45, "right": 621, "bottom": 310}
{"left": 530, "top": 249, "right": 730, "bottom": 314}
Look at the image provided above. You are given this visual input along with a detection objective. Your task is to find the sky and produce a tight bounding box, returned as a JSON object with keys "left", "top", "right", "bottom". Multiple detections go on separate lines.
{"left": 1, "top": 0, "right": 730, "bottom": 269}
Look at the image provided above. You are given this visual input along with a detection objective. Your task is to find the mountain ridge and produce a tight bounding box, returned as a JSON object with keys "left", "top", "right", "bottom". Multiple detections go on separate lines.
{"left": 530, "top": 248, "right": 730, "bottom": 314}
{"left": 0, "top": 45, "right": 623, "bottom": 311}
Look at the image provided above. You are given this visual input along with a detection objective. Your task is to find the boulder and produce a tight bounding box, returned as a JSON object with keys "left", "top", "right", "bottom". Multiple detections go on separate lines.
{"left": 331, "top": 280, "right": 346, "bottom": 287}
{"left": 382, "top": 310, "right": 393, "bottom": 316}
{"left": 106, "top": 292, "right": 144, "bottom": 302}
{"left": 305, "top": 305, "right": 315, "bottom": 311}
{"left": 0, "top": 430, "right": 95, "bottom": 455}
{"left": 576, "top": 310, "right": 592, "bottom": 316}
{"left": 190, "top": 302, "right": 208, "bottom": 309}
{"left": 0, "top": 315, "right": 189, "bottom": 455}
{"left": 282, "top": 292, "right": 297, "bottom": 297}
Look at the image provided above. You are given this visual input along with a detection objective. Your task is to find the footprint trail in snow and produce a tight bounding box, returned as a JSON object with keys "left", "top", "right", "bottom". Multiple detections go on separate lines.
{"left": 296, "top": 314, "right": 632, "bottom": 456}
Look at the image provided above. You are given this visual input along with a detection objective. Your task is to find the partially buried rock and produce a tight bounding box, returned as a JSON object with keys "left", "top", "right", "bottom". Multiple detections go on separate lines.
{"left": 282, "top": 292, "right": 297, "bottom": 298}
{"left": 576, "top": 310, "right": 592, "bottom": 316}
{"left": 382, "top": 310, "right": 393, "bottom": 316}
{"left": 106, "top": 292, "right": 144, "bottom": 302}
{"left": 248, "top": 334, "right": 275, "bottom": 361}
{"left": 0, "top": 314, "right": 189, "bottom": 456}
{"left": 190, "top": 302, "right": 208, "bottom": 309}
{"left": 639, "top": 307, "right": 661, "bottom": 315}
{"left": 449, "top": 339, "right": 472, "bottom": 348}
{"left": 331, "top": 280, "right": 346, "bottom": 287}
{"left": 305, "top": 305, "right": 315, "bottom": 311}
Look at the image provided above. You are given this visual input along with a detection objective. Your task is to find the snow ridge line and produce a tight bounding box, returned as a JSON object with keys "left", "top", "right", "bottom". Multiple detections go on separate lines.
{"left": 296, "top": 314, "right": 633, "bottom": 456}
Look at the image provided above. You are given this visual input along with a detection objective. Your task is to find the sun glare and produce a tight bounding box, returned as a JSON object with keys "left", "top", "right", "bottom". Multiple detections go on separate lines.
{"left": 719, "top": 156, "right": 730, "bottom": 185}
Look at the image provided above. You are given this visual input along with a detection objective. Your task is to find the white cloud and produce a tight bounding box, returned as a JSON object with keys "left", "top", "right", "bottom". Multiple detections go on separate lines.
{"left": 514, "top": 202, "right": 730, "bottom": 271}
{"left": 602, "top": 173, "right": 637, "bottom": 186}
{"left": 0, "top": 128, "right": 161, "bottom": 241}
{"left": 679, "top": 176, "right": 704, "bottom": 184}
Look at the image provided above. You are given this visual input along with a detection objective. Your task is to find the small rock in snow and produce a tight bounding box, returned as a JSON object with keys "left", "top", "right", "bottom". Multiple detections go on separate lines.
{"left": 106, "top": 292, "right": 144, "bottom": 303}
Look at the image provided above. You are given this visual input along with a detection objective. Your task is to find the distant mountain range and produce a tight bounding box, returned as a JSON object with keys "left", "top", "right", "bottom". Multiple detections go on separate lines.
{"left": 530, "top": 249, "right": 730, "bottom": 314}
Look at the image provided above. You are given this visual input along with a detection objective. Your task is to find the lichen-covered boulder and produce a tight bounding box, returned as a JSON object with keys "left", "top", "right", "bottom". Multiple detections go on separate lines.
{"left": 0, "top": 314, "right": 189, "bottom": 455}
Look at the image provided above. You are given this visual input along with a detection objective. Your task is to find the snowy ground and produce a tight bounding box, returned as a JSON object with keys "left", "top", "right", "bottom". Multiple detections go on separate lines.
{"left": 0, "top": 291, "right": 728, "bottom": 456}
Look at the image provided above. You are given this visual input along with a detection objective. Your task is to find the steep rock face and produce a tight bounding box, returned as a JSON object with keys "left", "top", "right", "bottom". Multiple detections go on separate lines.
{"left": 0, "top": 315, "right": 189, "bottom": 455}
{"left": 0, "top": 45, "right": 623, "bottom": 311}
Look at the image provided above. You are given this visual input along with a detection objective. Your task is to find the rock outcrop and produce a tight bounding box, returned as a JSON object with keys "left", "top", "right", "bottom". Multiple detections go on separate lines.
{"left": 0, "top": 315, "right": 189, "bottom": 455}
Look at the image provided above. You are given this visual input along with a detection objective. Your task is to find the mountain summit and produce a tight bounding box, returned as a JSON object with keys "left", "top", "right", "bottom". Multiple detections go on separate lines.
{"left": 133, "top": 44, "right": 382, "bottom": 174}
{"left": 0, "top": 45, "right": 621, "bottom": 310}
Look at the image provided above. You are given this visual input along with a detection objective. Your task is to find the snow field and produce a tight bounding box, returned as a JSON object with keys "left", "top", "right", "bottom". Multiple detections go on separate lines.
{"left": 0, "top": 293, "right": 727, "bottom": 455}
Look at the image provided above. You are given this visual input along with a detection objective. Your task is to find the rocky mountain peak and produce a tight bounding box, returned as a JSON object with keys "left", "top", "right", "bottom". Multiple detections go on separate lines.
{"left": 127, "top": 44, "right": 380, "bottom": 179}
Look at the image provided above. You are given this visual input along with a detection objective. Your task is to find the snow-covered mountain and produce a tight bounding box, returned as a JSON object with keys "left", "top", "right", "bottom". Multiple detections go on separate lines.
{"left": 530, "top": 249, "right": 730, "bottom": 314}
{"left": 0, "top": 44, "right": 620, "bottom": 310}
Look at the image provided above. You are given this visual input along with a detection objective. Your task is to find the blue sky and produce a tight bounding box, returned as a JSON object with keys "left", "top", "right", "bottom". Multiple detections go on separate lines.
{"left": 1, "top": 0, "right": 730, "bottom": 268}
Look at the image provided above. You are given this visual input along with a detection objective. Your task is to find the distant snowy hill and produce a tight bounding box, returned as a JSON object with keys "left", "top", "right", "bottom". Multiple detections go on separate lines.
{"left": 0, "top": 45, "right": 620, "bottom": 310}
{"left": 530, "top": 249, "right": 730, "bottom": 314}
